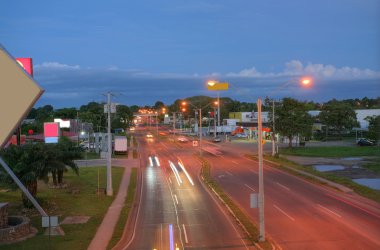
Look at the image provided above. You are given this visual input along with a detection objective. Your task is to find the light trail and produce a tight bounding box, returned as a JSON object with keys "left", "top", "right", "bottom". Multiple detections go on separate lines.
{"left": 155, "top": 156, "right": 161, "bottom": 167}
{"left": 169, "top": 224, "right": 174, "bottom": 250}
{"left": 178, "top": 161, "right": 194, "bottom": 186}
{"left": 169, "top": 161, "right": 182, "bottom": 186}
{"left": 149, "top": 157, "right": 153, "bottom": 167}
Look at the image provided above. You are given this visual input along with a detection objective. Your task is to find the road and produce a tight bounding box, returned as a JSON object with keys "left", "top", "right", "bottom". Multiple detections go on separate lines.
{"left": 125, "top": 130, "right": 252, "bottom": 250}
{"left": 175, "top": 137, "right": 380, "bottom": 249}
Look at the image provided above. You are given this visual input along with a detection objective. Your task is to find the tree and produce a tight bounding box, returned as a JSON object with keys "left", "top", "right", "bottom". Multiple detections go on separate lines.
{"left": 50, "top": 137, "right": 81, "bottom": 186}
{"left": 270, "top": 98, "right": 313, "bottom": 148}
{"left": 0, "top": 143, "right": 49, "bottom": 207}
{"left": 54, "top": 107, "right": 78, "bottom": 119}
{"left": 113, "top": 105, "right": 132, "bottom": 129}
{"left": 365, "top": 115, "right": 380, "bottom": 141}
{"left": 319, "top": 100, "right": 358, "bottom": 139}
{"left": 0, "top": 139, "right": 82, "bottom": 207}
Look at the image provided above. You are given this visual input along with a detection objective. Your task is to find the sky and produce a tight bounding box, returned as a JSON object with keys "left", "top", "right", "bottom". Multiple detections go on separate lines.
{"left": 1, "top": 0, "right": 380, "bottom": 108}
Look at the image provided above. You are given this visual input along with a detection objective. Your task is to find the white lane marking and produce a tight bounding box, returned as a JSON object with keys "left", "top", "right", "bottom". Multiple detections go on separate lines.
{"left": 174, "top": 194, "right": 179, "bottom": 205}
{"left": 317, "top": 204, "right": 342, "bottom": 218}
{"left": 249, "top": 169, "right": 257, "bottom": 174}
{"left": 232, "top": 161, "right": 239, "bottom": 164}
{"left": 274, "top": 205, "right": 295, "bottom": 221}
{"left": 182, "top": 224, "right": 189, "bottom": 244}
{"left": 225, "top": 171, "right": 233, "bottom": 176}
{"left": 244, "top": 184, "right": 255, "bottom": 192}
{"left": 160, "top": 142, "right": 169, "bottom": 150}
{"left": 168, "top": 177, "right": 172, "bottom": 184}
{"left": 276, "top": 182, "right": 290, "bottom": 191}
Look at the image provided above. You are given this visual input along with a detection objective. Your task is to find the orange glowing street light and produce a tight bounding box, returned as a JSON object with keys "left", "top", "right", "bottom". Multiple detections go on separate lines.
{"left": 300, "top": 77, "right": 312, "bottom": 87}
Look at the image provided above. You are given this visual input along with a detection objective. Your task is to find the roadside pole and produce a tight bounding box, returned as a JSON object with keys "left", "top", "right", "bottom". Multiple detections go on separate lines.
{"left": 272, "top": 99, "right": 276, "bottom": 156}
{"left": 257, "top": 98, "right": 265, "bottom": 242}
{"left": 199, "top": 109, "right": 202, "bottom": 157}
{"left": 106, "top": 92, "right": 113, "bottom": 196}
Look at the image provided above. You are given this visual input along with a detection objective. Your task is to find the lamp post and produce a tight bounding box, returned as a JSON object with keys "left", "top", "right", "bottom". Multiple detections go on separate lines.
{"left": 207, "top": 80, "right": 229, "bottom": 134}
{"left": 181, "top": 100, "right": 217, "bottom": 156}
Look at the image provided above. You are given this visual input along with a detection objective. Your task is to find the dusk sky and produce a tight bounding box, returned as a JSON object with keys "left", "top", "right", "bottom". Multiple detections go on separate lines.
{"left": 1, "top": 0, "right": 380, "bottom": 108}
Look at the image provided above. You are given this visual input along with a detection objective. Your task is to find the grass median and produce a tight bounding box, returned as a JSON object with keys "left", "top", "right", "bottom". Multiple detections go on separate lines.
{"left": 1, "top": 167, "right": 124, "bottom": 250}
{"left": 107, "top": 167, "right": 138, "bottom": 249}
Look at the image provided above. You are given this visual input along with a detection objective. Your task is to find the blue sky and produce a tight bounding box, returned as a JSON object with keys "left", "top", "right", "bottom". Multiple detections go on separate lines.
{"left": 1, "top": 0, "right": 379, "bottom": 108}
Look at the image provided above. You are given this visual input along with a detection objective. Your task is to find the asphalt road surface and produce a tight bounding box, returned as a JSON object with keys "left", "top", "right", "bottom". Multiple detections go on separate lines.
{"left": 125, "top": 130, "right": 252, "bottom": 250}
{"left": 174, "top": 136, "right": 380, "bottom": 249}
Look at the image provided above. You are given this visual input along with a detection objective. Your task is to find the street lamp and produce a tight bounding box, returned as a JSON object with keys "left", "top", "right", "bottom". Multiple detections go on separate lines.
{"left": 207, "top": 80, "right": 229, "bottom": 133}
{"left": 270, "top": 76, "right": 313, "bottom": 156}
{"left": 181, "top": 100, "right": 217, "bottom": 156}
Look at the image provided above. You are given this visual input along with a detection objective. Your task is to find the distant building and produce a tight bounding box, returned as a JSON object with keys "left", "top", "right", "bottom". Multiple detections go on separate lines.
{"left": 307, "top": 109, "right": 380, "bottom": 129}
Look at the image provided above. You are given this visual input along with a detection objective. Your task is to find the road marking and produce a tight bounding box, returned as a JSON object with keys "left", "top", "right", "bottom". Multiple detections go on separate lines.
{"left": 182, "top": 224, "right": 189, "bottom": 244}
{"left": 324, "top": 193, "right": 380, "bottom": 220}
{"left": 317, "top": 204, "right": 342, "bottom": 218}
{"left": 174, "top": 194, "right": 179, "bottom": 205}
{"left": 244, "top": 184, "right": 255, "bottom": 192}
{"left": 160, "top": 142, "right": 168, "bottom": 150}
{"left": 249, "top": 169, "right": 257, "bottom": 174}
{"left": 276, "top": 182, "right": 290, "bottom": 191}
{"left": 274, "top": 205, "right": 295, "bottom": 221}
{"left": 168, "top": 177, "right": 172, "bottom": 184}
{"left": 231, "top": 161, "right": 239, "bottom": 164}
{"left": 225, "top": 171, "right": 233, "bottom": 176}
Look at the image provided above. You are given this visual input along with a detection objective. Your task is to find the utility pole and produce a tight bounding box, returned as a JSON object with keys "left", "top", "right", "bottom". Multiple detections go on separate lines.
{"left": 217, "top": 92, "right": 220, "bottom": 128}
{"left": 213, "top": 107, "right": 217, "bottom": 138}
{"left": 173, "top": 112, "right": 176, "bottom": 135}
{"left": 257, "top": 98, "right": 265, "bottom": 242}
{"left": 156, "top": 114, "right": 158, "bottom": 135}
{"left": 272, "top": 99, "right": 276, "bottom": 156}
{"left": 106, "top": 92, "right": 113, "bottom": 196}
{"left": 199, "top": 109, "right": 202, "bottom": 157}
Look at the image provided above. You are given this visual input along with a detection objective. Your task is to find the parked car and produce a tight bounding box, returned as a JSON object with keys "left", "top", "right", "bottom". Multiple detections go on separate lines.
{"left": 212, "top": 137, "right": 221, "bottom": 143}
{"left": 357, "top": 138, "right": 375, "bottom": 146}
{"left": 235, "top": 133, "right": 248, "bottom": 138}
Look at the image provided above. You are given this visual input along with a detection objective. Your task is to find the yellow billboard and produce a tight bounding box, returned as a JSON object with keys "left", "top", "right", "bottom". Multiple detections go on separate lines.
{"left": 207, "top": 81, "right": 229, "bottom": 91}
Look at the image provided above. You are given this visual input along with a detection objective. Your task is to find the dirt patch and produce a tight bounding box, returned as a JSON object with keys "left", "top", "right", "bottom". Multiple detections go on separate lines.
{"left": 60, "top": 216, "right": 90, "bottom": 225}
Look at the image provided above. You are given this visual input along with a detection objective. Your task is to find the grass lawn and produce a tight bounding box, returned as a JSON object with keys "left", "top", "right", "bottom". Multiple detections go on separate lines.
{"left": 81, "top": 151, "right": 100, "bottom": 160}
{"left": 280, "top": 146, "right": 380, "bottom": 158}
{"left": 1, "top": 167, "right": 124, "bottom": 250}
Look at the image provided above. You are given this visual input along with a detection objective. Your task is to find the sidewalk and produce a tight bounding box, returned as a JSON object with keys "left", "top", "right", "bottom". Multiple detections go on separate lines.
{"left": 87, "top": 165, "right": 132, "bottom": 250}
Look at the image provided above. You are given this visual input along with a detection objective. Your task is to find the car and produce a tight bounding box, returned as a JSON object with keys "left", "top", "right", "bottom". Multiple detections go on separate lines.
{"left": 357, "top": 138, "right": 375, "bottom": 146}
{"left": 235, "top": 133, "right": 248, "bottom": 138}
{"left": 212, "top": 137, "right": 221, "bottom": 143}
{"left": 146, "top": 133, "right": 153, "bottom": 138}
{"left": 177, "top": 136, "right": 189, "bottom": 142}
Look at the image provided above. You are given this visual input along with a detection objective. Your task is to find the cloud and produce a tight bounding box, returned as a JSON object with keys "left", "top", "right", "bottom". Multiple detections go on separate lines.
{"left": 227, "top": 60, "right": 380, "bottom": 80}
{"left": 32, "top": 60, "right": 380, "bottom": 108}
{"left": 35, "top": 62, "right": 80, "bottom": 70}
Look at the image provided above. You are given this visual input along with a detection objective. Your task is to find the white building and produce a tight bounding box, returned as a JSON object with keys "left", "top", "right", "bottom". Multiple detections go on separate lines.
{"left": 308, "top": 109, "right": 380, "bottom": 129}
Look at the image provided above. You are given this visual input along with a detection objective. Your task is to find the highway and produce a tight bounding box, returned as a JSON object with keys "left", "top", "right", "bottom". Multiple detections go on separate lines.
{"left": 174, "top": 137, "right": 380, "bottom": 249}
{"left": 125, "top": 130, "right": 252, "bottom": 250}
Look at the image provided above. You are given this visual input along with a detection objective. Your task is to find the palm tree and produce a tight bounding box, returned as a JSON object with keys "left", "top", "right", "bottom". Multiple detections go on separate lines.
{"left": 0, "top": 138, "right": 82, "bottom": 207}
{"left": 49, "top": 137, "right": 82, "bottom": 186}
{"left": 1, "top": 143, "right": 49, "bottom": 207}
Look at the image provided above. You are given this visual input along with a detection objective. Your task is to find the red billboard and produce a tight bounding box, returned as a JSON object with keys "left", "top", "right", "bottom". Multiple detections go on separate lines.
{"left": 16, "top": 58, "right": 33, "bottom": 76}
